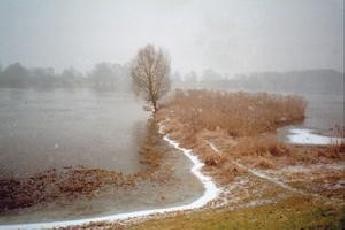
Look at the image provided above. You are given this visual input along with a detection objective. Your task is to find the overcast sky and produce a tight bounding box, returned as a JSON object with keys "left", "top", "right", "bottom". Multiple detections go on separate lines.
{"left": 0, "top": 0, "right": 343, "bottom": 74}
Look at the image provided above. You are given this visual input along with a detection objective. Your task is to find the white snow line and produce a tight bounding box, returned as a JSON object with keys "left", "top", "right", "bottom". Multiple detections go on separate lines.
{"left": 207, "top": 141, "right": 221, "bottom": 154}
{"left": 207, "top": 141, "right": 345, "bottom": 204}
{"left": 0, "top": 123, "right": 220, "bottom": 230}
{"left": 277, "top": 163, "right": 345, "bottom": 174}
{"left": 231, "top": 161, "right": 300, "bottom": 193}
{"left": 232, "top": 160, "right": 344, "bottom": 203}
{"left": 206, "top": 141, "right": 301, "bottom": 193}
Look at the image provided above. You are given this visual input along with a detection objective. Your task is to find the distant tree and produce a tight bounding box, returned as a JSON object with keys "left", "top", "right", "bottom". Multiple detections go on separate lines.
{"left": 31, "top": 67, "right": 56, "bottom": 88}
{"left": 202, "top": 69, "right": 223, "bottom": 82}
{"left": 0, "top": 64, "right": 2, "bottom": 83}
{"left": 1, "top": 63, "right": 29, "bottom": 87}
{"left": 130, "top": 44, "right": 171, "bottom": 113}
{"left": 88, "top": 63, "right": 115, "bottom": 88}
{"left": 112, "top": 63, "right": 131, "bottom": 92}
{"left": 171, "top": 71, "right": 182, "bottom": 82}
{"left": 59, "top": 67, "right": 82, "bottom": 87}
{"left": 184, "top": 71, "right": 197, "bottom": 82}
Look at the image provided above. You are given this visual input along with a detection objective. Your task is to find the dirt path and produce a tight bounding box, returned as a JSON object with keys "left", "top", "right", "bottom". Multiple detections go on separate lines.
{"left": 206, "top": 141, "right": 343, "bottom": 204}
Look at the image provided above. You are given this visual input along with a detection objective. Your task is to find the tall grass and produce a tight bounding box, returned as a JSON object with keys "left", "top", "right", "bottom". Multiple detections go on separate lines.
{"left": 158, "top": 89, "right": 343, "bottom": 194}
{"left": 162, "top": 89, "right": 306, "bottom": 137}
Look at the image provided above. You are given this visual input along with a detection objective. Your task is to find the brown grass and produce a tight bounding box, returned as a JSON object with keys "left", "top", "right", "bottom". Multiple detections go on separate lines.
{"left": 157, "top": 89, "right": 344, "bottom": 185}
{"left": 232, "top": 135, "right": 289, "bottom": 157}
{"left": 157, "top": 89, "right": 308, "bottom": 184}
{"left": 0, "top": 119, "right": 171, "bottom": 211}
{"left": 161, "top": 89, "right": 306, "bottom": 137}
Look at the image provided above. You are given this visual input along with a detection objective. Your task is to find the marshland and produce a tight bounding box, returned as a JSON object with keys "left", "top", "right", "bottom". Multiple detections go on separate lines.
{"left": 0, "top": 1, "right": 344, "bottom": 229}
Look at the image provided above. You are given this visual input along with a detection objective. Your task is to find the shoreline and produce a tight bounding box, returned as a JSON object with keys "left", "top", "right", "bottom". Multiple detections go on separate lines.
{"left": 2, "top": 90, "right": 343, "bottom": 229}
{"left": 0, "top": 122, "right": 220, "bottom": 230}
{"left": 285, "top": 127, "right": 344, "bottom": 145}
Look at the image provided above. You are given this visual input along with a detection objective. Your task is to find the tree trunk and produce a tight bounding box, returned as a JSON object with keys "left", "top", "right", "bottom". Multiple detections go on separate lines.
{"left": 153, "top": 101, "right": 157, "bottom": 113}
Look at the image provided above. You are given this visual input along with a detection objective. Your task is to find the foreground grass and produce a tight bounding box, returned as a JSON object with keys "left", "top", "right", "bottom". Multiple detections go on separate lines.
{"left": 129, "top": 196, "right": 344, "bottom": 230}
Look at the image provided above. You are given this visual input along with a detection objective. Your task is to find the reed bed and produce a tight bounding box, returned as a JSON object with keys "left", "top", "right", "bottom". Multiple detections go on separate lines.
{"left": 158, "top": 89, "right": 344, "bottom": 183}
{"left": 162, "top": 89, "right": 306, "bottom": 137}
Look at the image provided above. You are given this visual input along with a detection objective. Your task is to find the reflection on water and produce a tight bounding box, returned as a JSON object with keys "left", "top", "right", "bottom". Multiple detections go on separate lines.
{"left": 285, "top": 128, "right": 343, "bottom": 145}
{"left": 225, "top": 89, "right": 343, "bottom": 142}
{"left": 0, "top": 88, "right": 149, "bottom": 177}
{"left": 302, "top": 94, "right": 343, "bottom": 130}
{"left": 0, "top": 89, "right": 204, "bottom": 224}
{"left": 278, "top": 93, "right": 344, "bottom": 143}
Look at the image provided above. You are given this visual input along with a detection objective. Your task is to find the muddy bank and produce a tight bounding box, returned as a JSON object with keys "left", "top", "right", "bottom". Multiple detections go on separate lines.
{"left": 0, "top": 121, "right": 165, "bottom": 211}
{"left": 0, "top": 167, "right": 131, "bottom": 211}
{"left": 0, "top": 121, "right": 217, "bottom": 229}
{"left": 0, "top": 120, "right": 204, "bottom": 226}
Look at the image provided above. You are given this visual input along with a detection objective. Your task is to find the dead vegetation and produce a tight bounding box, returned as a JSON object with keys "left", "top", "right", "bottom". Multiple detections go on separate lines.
{"left": 161, "top": 89, "right": 306, "bottom": 137}
{"left": 0, "top": 119, "right": 172, "bottom": 211}
{"left": 157, "top": 89, "right": 344, "bottom": 186}
{"left": 0, "top": 167, "right": 129, "bottom": 210}
{"left": 44, "top": 89, "right": 343, "bottom": 229}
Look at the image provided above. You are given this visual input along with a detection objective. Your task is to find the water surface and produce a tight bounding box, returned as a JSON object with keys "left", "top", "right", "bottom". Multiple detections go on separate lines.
{"left": 278, "top": 93, "right": 344, "bottom": 144}
{"left": 0, "top": 88, "right": 148, "bottom": 177}
{"left": 0, "top": 88, "right": 204, "bottom": 224}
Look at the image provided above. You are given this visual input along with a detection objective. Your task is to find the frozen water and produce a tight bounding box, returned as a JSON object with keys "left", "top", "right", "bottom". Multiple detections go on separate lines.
{"left": 287, "top": 128, "right": 343, "bottom": 145}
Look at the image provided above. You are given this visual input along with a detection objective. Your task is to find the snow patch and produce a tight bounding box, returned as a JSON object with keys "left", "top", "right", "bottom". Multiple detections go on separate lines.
{"left": 286, "top": 128, "right": 344, "bottom": 145}
{"left": 278, "top": 163, "right": 345, "bottom": 174}
{"left": 231, "top": 161, "right": 300, "bottom": 193}
{"left": 207, "top": 141, "right": 302, "bottom": 194}
{"left": 207, "top": 141, "right": 221, "bottom": 154}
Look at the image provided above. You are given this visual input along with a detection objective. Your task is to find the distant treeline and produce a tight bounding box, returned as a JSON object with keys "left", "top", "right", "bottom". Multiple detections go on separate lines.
{"left": 0, "top": 62, "right": 131, "bottom": 92}
{"left": 0, "top": 63, "right": 343, "bottom": 95}
{"left": 229, "top": 70, "right": 344, "bottom": 95}
{"left": 174, "top": 69, "right": 344, "bottom": 95}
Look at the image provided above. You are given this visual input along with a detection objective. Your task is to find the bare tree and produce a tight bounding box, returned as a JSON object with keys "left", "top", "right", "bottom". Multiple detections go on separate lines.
{"left": 131, "top": 44, "right": 171, "bottom": 112}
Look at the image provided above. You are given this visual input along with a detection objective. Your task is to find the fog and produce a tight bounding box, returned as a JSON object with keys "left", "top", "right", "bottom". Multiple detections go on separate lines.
{"left": 0, "top": 1, "right": 344, "bottom": 227}
{"left": 0, "top": 0, "right": 343, "bottom": 75}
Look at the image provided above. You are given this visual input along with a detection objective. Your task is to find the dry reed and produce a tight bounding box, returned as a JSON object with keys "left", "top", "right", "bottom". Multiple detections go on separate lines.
{"left": 162, "top": 89, "right": 306, "bottom": 137}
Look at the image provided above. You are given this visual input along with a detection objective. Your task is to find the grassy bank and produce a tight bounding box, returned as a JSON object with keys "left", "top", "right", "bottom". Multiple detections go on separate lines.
{"left": 74, "top": 89, "right": 344, "bottom": 229}
{"left": 149, "top": 89, "right": 344, "bottom": 229}
{"left": 129, "top": 196, "right": 344, "bottom": 230}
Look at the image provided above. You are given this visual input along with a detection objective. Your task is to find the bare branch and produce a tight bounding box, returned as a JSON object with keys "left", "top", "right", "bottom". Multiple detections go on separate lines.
{"left": 130, "top": 44, "right": 171, "bottom": 112}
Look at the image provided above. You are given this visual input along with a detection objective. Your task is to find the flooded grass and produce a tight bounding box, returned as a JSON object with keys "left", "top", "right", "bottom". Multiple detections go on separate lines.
{"left": 0, "top": 118, "right": 206, "bottom": 226}
{"left": 0, "top": 120, "right": 169, "bottom": 211}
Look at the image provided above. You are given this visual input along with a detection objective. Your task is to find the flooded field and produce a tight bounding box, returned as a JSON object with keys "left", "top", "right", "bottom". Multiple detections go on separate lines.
{"left": 278, "top": 93, "right": 344, "bottom": 144}
{"left": 0, "top": 88, "right": 149, "bottom": 176}
{"left": 0, "top": 88, "right": 204, "bottom": 225}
